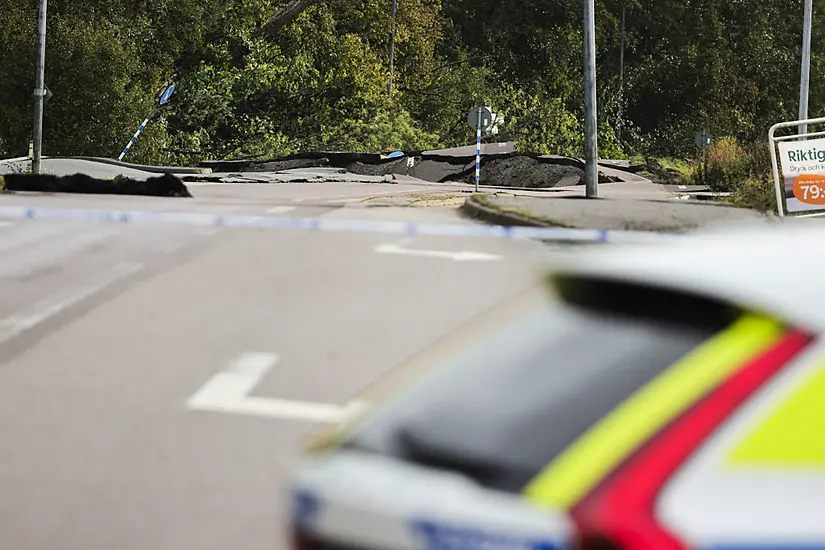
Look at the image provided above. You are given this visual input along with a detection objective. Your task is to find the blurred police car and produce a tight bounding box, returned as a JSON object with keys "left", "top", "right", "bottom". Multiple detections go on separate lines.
{"left": 288, "top": 220, "right": 824, "bottom": 550}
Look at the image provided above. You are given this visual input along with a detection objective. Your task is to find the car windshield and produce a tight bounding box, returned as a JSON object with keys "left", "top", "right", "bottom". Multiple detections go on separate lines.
{"left": 345, "top": 288, "right": 732, "bottom": 492}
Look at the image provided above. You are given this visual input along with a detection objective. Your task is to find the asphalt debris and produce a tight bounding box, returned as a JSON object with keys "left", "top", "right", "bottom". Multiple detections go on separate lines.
{"left": 3, "top": 173, "right": 192, "bottom": 197}
{"left": 198, "top": 147, "right": 636, "bottom": 188}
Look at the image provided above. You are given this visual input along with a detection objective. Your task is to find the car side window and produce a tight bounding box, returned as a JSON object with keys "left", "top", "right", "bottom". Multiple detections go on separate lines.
{"left": 346, "top": 288, "right": 732, "bottom": 494}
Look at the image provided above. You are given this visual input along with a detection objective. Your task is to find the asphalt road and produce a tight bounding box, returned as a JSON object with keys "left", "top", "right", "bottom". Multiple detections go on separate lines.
{"left": 0, "top": 180, "right": 554, "bottom": 550}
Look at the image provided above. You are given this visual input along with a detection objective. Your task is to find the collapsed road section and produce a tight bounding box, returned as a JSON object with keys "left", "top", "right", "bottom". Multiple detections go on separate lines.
{"left": 0, "top": 143, "right": 657, "bottom": 191}
{"left": 198, "top": 142, "right": 645, "bottom": 188}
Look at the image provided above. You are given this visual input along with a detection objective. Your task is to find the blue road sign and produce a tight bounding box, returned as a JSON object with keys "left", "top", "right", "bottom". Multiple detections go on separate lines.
{"left": 159, "top": 84, "right": 175, "bottom": 105}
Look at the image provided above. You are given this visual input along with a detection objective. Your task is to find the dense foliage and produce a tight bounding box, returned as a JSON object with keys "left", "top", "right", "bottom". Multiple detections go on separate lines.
{"left": 0, "top": 0, "right": 816, "bottom": 164}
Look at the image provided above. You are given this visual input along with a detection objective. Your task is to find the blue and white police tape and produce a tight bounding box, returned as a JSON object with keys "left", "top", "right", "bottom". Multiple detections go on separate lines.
{"left": 0, "top": 205, "right": 687, "bottom": 244}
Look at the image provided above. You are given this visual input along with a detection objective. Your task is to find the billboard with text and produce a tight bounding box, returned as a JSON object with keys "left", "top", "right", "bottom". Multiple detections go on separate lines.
{"left": 777, "top": 138, "right": 825, "bottom": 213}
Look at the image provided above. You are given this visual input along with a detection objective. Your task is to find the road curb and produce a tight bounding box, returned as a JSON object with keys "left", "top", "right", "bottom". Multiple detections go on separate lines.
{"left": 460, "top": 194, "right": 569, "bottom": 228}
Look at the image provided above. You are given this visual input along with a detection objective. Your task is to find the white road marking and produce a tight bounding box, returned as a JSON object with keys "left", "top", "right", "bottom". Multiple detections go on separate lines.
{"left": 266, "top": 206, "right": 296, "bottom": 214}
{"left": 187, "top": 353, "right": 345, "bottom": 422}
{"left": 0, "top": 261, "right": 143, "bottom": 345}
{"left": 374, "top": 242, "right": 503, "bottom": 261}
{"left": 290, "top": 198, "right": 305, "bottom": 203}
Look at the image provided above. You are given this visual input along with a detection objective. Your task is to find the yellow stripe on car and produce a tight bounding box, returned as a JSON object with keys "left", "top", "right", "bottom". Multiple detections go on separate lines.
{"left": 523, "top": 313, "right": 785, "bottom": 509}
{"left": 726, "top": 360, "right": 825, "bottom": 469}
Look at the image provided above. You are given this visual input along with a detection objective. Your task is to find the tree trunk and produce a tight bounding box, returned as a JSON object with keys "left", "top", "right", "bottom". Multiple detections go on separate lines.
{"left": 257, "top": 0, "right": 326, "bottom": 38}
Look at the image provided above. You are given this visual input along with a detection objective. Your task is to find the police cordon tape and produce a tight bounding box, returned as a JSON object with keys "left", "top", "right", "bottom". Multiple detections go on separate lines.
{"left": 0, "top": 205, "right": 688, "bottom": 244}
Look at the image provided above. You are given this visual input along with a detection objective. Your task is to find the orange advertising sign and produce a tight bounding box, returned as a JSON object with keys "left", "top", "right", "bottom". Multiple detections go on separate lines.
{"left": 793, "top": 173, "right": 825, "bottom": 205}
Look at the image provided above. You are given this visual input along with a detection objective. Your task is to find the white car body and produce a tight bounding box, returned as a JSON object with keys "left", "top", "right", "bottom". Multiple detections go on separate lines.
{"left": 288, "top": 220, "right": 825, "bottom": 550}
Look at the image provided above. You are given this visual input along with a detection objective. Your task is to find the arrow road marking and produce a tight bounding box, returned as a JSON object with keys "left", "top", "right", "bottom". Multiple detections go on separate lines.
{"left": 187, "top": 353, "right": 352, "bottom": 423}
{"left": 374, "top": 242, "right": 503, "bottom": 261}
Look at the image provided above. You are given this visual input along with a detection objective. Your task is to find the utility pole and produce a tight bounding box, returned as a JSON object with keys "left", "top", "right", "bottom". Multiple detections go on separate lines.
{"left": 387, "top": 0, "right": 397, "bottom": 97}
{"left": 799, "top": 0, "right": 813, "bottom": 136}
{"left": 583, "top": 0, "right": 598, "bottom": 197}
{"left": 32, "top": 0, "right": 48, "bottom": 174}
{"left": 617, "top": 4, "right": 625, "bottom": 143}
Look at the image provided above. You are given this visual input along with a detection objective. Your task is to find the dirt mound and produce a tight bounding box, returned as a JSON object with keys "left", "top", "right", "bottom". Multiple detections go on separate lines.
{"left": 459, "top": 156, "right": 584, "bottom": 188}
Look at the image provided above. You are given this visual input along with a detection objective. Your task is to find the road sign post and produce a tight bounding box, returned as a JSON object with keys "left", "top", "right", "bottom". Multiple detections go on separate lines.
{"left": 695, "top": 131, "right": 713, "bottom": 186}
{"left": 467, "top": 107, "right": 493, "bottom": 192}
{"left": 475, "top": 107, "right": 481, "bottom": 192}
{"left": 118, "top": 84, "right": 175, "bottom": 161}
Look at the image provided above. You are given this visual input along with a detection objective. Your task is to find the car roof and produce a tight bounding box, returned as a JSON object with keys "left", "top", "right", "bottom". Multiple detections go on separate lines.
{"left": 546, "top": 219, "right": 825, "bottom": 331}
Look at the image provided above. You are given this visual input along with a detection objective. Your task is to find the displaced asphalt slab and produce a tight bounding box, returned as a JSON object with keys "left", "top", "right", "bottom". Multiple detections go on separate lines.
{"left": 189, "top": 144, "right": 653, "bottom": 189}
{"left": 0, "top": 158, "right": 163, "bottom": 180}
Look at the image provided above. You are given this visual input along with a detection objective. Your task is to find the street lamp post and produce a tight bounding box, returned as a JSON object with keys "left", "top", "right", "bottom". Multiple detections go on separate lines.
{"left": 583, "top": 0, "right": 598, "bottom": 197}
{"left": 799, "top": 0, "right": 813, "bottom": 136}
{"left": 32, "top": 0, "right": 48, "bottom": 174}
{"left": 617, "top": 4, "right": 625, "bottom": 143}
{"left": 387, "top": 0, "right": 397, "bottom": 97}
